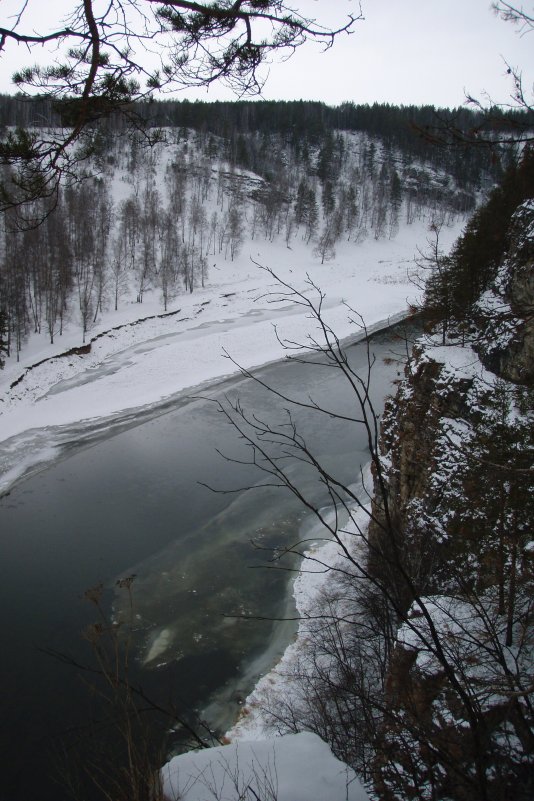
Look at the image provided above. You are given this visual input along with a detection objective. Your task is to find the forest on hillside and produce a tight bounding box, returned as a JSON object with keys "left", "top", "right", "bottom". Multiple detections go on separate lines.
{"left": 0, "top": 95, "right": 526, "bottom": 179}
{"left": 0, "top": 98, "right": 516, "bottom": 365}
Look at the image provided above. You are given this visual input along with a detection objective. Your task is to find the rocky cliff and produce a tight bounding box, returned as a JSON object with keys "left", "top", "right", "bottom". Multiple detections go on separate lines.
{"left": 474, "top": 199, "right": 534, "bottom": 384}
{"left": 369, "top": 198, "right": 534, "bottom": 801}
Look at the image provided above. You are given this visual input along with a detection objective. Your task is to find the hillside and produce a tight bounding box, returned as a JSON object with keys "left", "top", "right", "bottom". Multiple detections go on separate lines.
{"left": 0, "top": 101, "right": 486, "bottom": 495}
{"left": 0, "top": 99, "right": 502, "bottom": 368}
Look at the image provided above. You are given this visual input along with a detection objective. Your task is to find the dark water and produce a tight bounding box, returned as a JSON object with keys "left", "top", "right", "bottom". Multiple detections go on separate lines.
{"left": 0, "top": 324, "right": 411, "bottom": 800}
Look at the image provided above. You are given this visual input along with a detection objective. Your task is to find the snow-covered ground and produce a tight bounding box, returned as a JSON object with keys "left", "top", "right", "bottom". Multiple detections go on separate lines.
{"left": 162, "top": 731, "right": 369, "bottom": 801}
{"left": 0, "top": 220, "right": 462, "bottom": 496}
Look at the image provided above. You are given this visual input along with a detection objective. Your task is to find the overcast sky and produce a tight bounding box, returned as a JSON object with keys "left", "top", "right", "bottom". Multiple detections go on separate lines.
{"left": 0, "top": 0, "right": 532, "bottom": 109}
{"left": 257, "top": 0, "right": 534, "bottom": 108}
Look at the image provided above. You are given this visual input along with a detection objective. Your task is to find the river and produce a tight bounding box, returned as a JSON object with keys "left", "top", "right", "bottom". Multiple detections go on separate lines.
{"left": 0, "top": 321, "right": 413, "bottom": 801}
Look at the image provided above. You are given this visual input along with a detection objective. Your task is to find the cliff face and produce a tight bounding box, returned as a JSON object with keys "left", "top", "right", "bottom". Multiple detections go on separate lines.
{"left": 474, "top": 200, "right": 534, "bottom": 384}
{"left": 370, "top": 200, "right": 534, "bottom": 801}
{"left": 375, "top": 198, "right": 534, "bottom": 577}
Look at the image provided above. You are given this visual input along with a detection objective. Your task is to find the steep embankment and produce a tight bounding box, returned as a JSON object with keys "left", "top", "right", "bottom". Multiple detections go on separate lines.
{"left": 370, "top": 196, "right": 534, "bottom": 799}
{"left": 473, "top": 199, "right": 534, "bottom": 383}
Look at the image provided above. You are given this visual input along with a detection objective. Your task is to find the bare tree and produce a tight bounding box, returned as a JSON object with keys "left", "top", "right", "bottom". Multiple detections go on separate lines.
{"left": 43, "top": 205, "right": 72, "bottom": 342}
{"left": 159, "top": 211, "right": 180, "bottom": 309}
{"left": 48, "top": 579, "right": 219, "bottom": 800}
{"left": 410, "top": 219, "right": 453, "bottom": 345}
{"left": 137, "top": 182, "right": 160, "bottom": 303}
{"left": 110, "top": 232, "right": 129, "bottom": 311}
{"left": 313, "top": 223, "right": 336, "bottom": 264}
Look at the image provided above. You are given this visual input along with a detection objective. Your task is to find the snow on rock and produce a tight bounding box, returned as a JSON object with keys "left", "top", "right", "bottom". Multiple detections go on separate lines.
{"left": 397, "top": 595, "right": 477, "bottom": 673}
{"left": 474, "top": 198, "right": 534, "bottom": 382}
{"left": 161, "top": 732, "right": 369, "bottom": 801}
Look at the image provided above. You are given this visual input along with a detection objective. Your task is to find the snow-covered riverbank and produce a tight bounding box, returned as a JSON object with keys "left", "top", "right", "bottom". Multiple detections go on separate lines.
{"left": 0, "top": 222, "right": 462, "bottom": 496}
{"left": 225, "top": 482, "right": 373, "bottom": 742}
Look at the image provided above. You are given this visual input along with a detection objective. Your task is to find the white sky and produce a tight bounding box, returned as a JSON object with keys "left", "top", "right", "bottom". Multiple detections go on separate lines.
{"left": 0, "top": 0, "right": 532, "bottom": 108}
{"left": 258, "top": 0, "right": 534, "bottom": 107}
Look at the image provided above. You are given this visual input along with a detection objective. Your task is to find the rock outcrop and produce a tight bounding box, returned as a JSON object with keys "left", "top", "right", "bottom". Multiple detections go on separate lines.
{"left": 369, "top": 200, "right": 534, "bottom": 801}
{"left": 474, "top": 199, "right": 534, "bottom": 384}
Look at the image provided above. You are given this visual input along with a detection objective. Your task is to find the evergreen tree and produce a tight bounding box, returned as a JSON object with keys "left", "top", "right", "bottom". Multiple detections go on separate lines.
{"left": 322, "top": 180, "right": 336, "bottom": 217}
{"left": 0, "top": 305, "right": 8, "bottom": 367}
{"left": 424, "top": 146, "right": 534, "bottom": 337}
{"left": 389, "top": 169, "right": 402, "bottom": 237}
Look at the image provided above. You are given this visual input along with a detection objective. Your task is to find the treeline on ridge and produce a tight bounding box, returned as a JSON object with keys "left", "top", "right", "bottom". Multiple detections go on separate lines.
{"left": 0, "top": 95, "right": 525, "bottom": 188}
